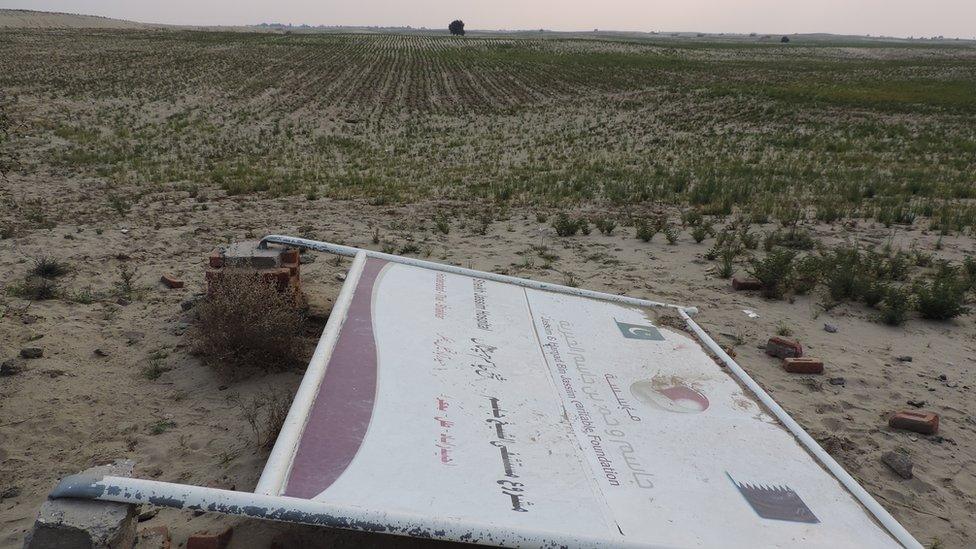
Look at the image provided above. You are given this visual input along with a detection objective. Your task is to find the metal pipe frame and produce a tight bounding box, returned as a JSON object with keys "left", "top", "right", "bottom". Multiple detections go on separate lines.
{"left": 50, "top": 474, "right": 661, "bottom": 548}
{"left": 48, "top": 235, "right": 920, "bottom": 549}
{"left": 258, "top": 234, "right": 699, "bottom": 315}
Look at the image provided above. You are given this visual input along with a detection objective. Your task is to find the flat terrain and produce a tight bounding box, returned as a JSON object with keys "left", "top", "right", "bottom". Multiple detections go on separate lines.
{"left": 1, "top": 28, "right": 975, "bottom": 548}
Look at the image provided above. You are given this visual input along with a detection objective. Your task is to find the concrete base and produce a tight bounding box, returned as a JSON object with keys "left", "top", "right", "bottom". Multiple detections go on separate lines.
{"left": 24, "top": 460, "right": 137, "bottom": 549}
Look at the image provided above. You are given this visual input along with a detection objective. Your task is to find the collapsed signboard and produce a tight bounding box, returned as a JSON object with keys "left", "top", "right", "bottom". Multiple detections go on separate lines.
{"left": 52, "top": 239, "right": 918, "bottom": 548}
{"left": 257, "top": 252, "right": 903, "bottom": 548}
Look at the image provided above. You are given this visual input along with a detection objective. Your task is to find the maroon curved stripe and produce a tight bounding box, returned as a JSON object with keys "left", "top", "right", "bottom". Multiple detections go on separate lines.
{"left": 283, "top": 258, "right": 386, "bottom": 499}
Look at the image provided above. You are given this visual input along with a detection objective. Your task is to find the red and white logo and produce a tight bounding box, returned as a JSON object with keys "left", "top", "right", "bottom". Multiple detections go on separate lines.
{"left": 631, "top": 380, "right": 709, "bottom": 414}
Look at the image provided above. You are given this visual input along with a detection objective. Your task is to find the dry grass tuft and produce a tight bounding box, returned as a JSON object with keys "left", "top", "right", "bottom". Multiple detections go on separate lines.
{"left": 194, "top": 271, "right": 306, "bottom": 371}
{"left": 230, "top": 389, "right": 292, "bottom": 449}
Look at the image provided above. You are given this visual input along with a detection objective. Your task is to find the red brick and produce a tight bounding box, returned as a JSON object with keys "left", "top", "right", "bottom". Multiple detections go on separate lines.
{"left": 889, "top": 410, "right": 939, "bottom": 435}
{"left": 280, "top": 248, "right": 300, "bottom": 265}
{"left": 282, "top": 259, "right": 300, "bottom": 276}
{"left": 783, "top": 357, "right": 823, "bottom": 374}
{"left": 137, "top": 525, "right": 171, "bottom": 549}
{"left": 160, "top": 274, "right": 184, "bottom": 289}
{"left": 766, "top": 336, "right": 803, "bottom": 359}
{"left": 186, "top": 527, "right": 233, "bottom": 549}
{"left": 732, "top": 277, "right": 763, "bottom": 291}
{"left": 259, "top": 267, "right": 293, "bottom": 291}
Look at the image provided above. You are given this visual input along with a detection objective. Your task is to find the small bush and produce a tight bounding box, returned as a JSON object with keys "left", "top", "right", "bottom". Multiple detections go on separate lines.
{"left": 552, "top": 212, "right": 586, "bottom": 237}
{"left": 433, "top": 215, "right": 450, "bottom": 235}
{"left": 635, "top": 219, "right": 658, "bottom": 242}
{"left": 7, "top": 275, "right": 59, "bottom": 300}
{"left": 748, "top": 248, "right": 796, "bottom": 298}
{"left": 914, "top": 267, "right": 969, "bottom": 320}
{"left": 194, "top": 272, "right": 307, "bottom": 371}
{"left": 232, "top": 389, "right": 291, "bottom": 449}
{"left": 792, "top": 255, "right": 822, "bottom": 295}
{"left": 107, "top": 193, "right": 130, "bottom": 215}
{"left": 962, "top": 256, "right": 976, "bottom": 289}
{"left": 399, "top": 243, "right": 421, "bottom": 255}
{"left": 879, "top": 286, "right": 912, "bottom": 326}
{"left": 115, "top": 264, "right": 137, "bottom": 299}
{"left": 691, "top": 225, "right": 708, "bottom": 243}
{"left": 664, "top": 224, "right": 679, "bottom": 245}
{"left": 717, "top": 245, "right": 738, "bottom": 278}
{"left": 594, "top": 217, "right": 616, "bottom": 236}
{"left": 765, "top": 229, "right": 815, "bottom": 251}
{"left": 883, "top": 251, "right": 911, "bottom": 281}
{"left": 682, "top": 209, "right": 703, "bottom": 226}
{"left": 579, "top": 219, "right": 591, "bottom": 236}
{"left": 861, "top": 279, "right": 888, "bottom": 308}
{"left": 31, "top": 256, "right": 70, "bottom": 279}
{"left": 825, "top": 247, "right": 861, "bottom": 301}
{"left": 739, "top": 228, "right": 759, "bottom": 250}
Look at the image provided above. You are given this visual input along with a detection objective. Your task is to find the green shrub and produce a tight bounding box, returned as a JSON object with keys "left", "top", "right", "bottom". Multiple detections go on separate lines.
{"left": 914, "top": 266, "right": 969, "bottom": 320}
{"left": 748, "top": 248, "right": 796, "bottom": 299}
{"left": 963, "top": 256, "right": 976, "bottom": 289}
{"left": 7, "top": 276, "right": 60, "bottom": 300}
{"left": 31, "top": 256, "right": 70, "bottom": 279}
{"left": 635, "top": 219, "right": 658, "bottom": 242}
{"left": 717, "top": 245, "right": 739, "bottom": 279}
{"left": 594, "top": 217, "right": 616, "bottom": 236}
{"left": 552, "top": 212, "right": 586, "bottom": 237}
{"left": 792, "top": 255, "right": 823, "bottom": 295}
{"left": 664, "top": 224, "right": 679, "bottom": 245}
{"left": 738, "top": 228, "right": 759, "bottom": 250}
{"left": 879, "top": 286, "right": 912, "bottom": 326}
{"left": 433, "top": 215, "right": 451, "bottom": 235}
{"left": 765, "top": 228, "right": 815, "bottom": 251}
{"left": 682, "top": 209, "right": 703, "bottom": 226}
{"left": 825, "top": 247, "right": 862, "bottom": 301}
{"left": 691, "top": 225, "right": 708, "bottom": 243}
{"left": 861, "top": 279, "right": 888, "bottom": 307}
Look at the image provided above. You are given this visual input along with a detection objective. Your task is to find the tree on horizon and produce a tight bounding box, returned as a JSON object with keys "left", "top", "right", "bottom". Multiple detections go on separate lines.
{"left": 449, "top": 20, "right": 465, "bottom": 36}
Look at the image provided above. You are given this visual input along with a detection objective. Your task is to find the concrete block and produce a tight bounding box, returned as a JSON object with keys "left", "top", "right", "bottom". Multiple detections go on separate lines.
{"left": 24, "top": 460, "right": 136, "bottom": 549}
{"left": 221, "top": 241, "right": 281, "bottom": 269}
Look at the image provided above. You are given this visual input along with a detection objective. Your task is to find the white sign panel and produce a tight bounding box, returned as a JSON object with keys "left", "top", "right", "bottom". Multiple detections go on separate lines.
{"left": 276, "top": 258, "right": 900, "bottom": 547}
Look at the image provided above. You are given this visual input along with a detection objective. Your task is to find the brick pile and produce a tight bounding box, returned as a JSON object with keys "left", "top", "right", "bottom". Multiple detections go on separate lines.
{"left": 206, "top": 241, "right": 302, "bottom": 300}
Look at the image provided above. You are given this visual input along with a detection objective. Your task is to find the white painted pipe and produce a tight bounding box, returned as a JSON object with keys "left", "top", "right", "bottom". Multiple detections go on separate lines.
{"left": 255, "top": 251, "right": 368, "bottom": 496}
{"left": 259, "top": 235, "right": 698, "bottom": 315}
{"left": 677, "top": 309, "right": 922, "bottom": 549}
{"left": 51, "top": 475, "right": 664, "bottom": 549}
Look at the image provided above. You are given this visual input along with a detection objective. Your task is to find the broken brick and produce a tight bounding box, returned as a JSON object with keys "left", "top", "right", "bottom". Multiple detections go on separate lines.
{"left": 160, "top": 274, "right": 184, "bottom": 289}
{"left": 732, "top": 277, "right": 762, "bottom": 291}
{"left": 889, "top": 410, "right": 939, "bottom": 435}
{"left": 783, "top": 357, "right": 824, "bottom": 374}
{"left": 208, "top": 250, "right": 224, "bottom": 269}
{"left": 137, "top": 525, "right": 171, "bottom": 549}
{"left": 186, "top": 526, "right": 233, "bottom": 549}
{"left": 280, "top": 248, "right": 300, "bottom": 265}
{"left": 766, "top": 336, "right": 803, "bottom": 359}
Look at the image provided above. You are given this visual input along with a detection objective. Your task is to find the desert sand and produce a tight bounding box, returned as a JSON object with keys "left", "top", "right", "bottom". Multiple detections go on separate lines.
{"left": 1, "top": 171, "right": 974, "bottom": 547}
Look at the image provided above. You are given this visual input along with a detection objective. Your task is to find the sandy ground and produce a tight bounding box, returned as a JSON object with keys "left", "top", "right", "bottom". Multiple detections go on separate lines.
{"left": 1, "top": 172, "right": 975, "bottom": 548}
{"left": 0, "top": 9, "right": 150, "bottom": 29}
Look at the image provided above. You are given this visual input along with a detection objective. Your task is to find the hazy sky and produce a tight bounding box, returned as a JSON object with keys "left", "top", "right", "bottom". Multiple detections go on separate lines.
{"left": 3, "top": 0, "right": 974, "bottom": 38}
